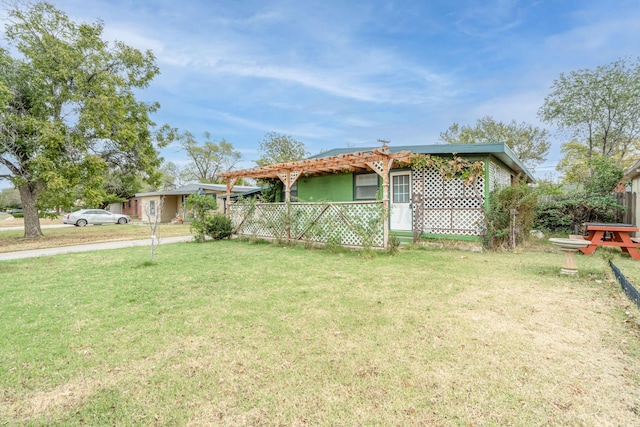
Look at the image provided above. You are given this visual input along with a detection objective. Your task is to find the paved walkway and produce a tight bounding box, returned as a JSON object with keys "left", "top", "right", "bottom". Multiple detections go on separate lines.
{"left": 0, "top": 224, "right": 72, "bottom": 231}
{"left": 0, "top": 235, "right": 194, "bottom": 261}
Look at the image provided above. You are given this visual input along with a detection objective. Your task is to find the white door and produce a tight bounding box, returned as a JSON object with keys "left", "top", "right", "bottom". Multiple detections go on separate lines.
{"left": 390, "top": 172, "right": 412, "bottom": 231}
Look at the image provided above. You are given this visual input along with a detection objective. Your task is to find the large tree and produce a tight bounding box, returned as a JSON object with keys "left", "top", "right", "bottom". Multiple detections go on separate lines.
{"left": 256, "top": 131, "right": 308, "bottom": 166}
{"left": 177, "top": 131, "right": 241, "bottom": 183}
{"left": 539, "top": 57, "right": 640, "bottom": 167}
{"left": 439, "top": 116, "right": 550, "bottom": 170}
{"left": 0, "top": 2, "right": 166, "bottom": 238}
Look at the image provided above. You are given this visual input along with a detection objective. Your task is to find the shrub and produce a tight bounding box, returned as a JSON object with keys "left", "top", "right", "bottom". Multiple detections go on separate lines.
{"left": 484, "top": 181, "right": 537, "bottom": 250}
{"left": 205, "top": 213, "right": 233, "bottom": 240}
{"left": 186, "top": 193, "right": 219, "bottom": 243}
{"left": 534, "top": 193, "right": 621, "bottom": 233}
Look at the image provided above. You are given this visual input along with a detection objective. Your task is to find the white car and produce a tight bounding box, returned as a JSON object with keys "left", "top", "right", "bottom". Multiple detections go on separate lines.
{"left": 63, "top": 209, "right": 130, "bottom": 226}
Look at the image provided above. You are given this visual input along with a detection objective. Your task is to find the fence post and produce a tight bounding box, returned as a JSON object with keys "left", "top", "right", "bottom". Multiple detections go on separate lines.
{"left": 510, "top": 209, "right": 517, "bottom": 249}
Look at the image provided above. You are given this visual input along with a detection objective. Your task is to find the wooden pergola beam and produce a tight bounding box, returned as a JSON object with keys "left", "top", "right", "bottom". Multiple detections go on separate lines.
{"left": 219, "top": 148, "right": 414, "bottom": 181}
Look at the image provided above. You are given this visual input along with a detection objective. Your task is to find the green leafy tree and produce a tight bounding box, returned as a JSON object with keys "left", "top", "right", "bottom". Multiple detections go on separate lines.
{"left": 534, "top": 157, "right": 623, "bottom": 233}
{"left": 584, "top": 156, "right": 624, "bottom": 197}
{"left": 256, "top": 132, "right": 308, "bottom": 166}
{"left": 0, "top": 2, "right": 167, "bottom": 238}
{"left": 0, "top": 187, "right": 21, "bottom": 209}
{"left": 256, "top": 132, "right": 308, "bottom": 202}
{"left": 178, "top": 131, "right": 241, "bottom": 183}
{"left": 185, "top": 193, "right": 218, "bottom": 242}
{"left": 556, "top": 140, "right": 636, "bottom": 186}
{"left": 555, "top": 140, "right": 591, "bottom": 184}
{"left": 439, "top": 116, "right": 550, "bottom": 170}
{"left": 539, "top": 57, "right": 640, "bottom": 167}
{"left": 156, "top": 161, "right": 184, "bottom": 190}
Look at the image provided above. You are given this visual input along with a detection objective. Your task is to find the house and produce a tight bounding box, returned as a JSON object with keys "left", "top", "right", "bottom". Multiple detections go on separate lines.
{"left": 123, "top": 182, "right": 258, "bottom": 223}
{"left": 219, "top": 143, "right": 534, "bottom": 247}
{"left": 622, "top": 159, "right": 640, "bottom": 227}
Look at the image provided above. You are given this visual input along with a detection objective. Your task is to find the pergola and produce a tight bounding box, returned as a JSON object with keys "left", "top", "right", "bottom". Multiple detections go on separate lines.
{"left": 219, "top": 146, "right": 414, "bottom": 244}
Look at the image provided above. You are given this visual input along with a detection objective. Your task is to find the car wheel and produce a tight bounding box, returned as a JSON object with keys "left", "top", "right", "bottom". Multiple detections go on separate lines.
{"left": 117, "top": 217, "right": 128, "bottom": 224}
{"left": 76, "top": 219, "right": 88, "bottom": 227}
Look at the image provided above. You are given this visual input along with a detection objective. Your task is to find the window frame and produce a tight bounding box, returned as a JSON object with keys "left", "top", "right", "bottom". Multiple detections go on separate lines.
{"left": 354, "top": 173, "right": 380, "bottom": 201}
{"left": 392, "top": 173, "right": 410, "bottom": 203}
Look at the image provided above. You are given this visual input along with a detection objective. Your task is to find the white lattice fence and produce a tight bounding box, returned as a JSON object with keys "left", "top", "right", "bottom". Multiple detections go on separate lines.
{"left": 412, "top": 165, "right": 486, "bottom": 236}
{"left": 230, "top": 201, "right": 385, "bottom": 247}
{"left": 489, "top": 161, "right": 512, "bottom": 191}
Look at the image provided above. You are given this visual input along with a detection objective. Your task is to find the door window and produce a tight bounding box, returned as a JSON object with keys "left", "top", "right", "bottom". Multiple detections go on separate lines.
{"left": 392, "top": 174, "right": 410, "bottom": 203}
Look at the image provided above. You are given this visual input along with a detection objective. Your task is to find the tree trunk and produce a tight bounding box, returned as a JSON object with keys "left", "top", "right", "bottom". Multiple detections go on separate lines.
{"left": 18, "top": 183, "right": 43, "bottom": 239}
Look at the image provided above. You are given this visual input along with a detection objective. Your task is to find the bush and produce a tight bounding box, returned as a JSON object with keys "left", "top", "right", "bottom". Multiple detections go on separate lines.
{"left": 204, "top": 213, "right": 233, "bottom": 240}
{"left": 534, "top": 192, "right": 621, "bottom": 233}
{"left": 484, "top": 181, "right": 537, "bottom": 250}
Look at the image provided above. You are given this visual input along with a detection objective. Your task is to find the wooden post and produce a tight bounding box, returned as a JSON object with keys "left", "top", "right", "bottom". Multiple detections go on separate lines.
{"left": 225, "top": 177, "right": 238, "bottom": 217}
{"left": 366, "top": 152, "right": 395, "bottom": 249}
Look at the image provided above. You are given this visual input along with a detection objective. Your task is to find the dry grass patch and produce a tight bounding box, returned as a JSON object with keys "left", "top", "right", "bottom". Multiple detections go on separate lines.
{"left": 0, "top": 218, "right": 190, "bottom": 253}
{"left": 1, "top": 240, "right": 639, "bottom": 425}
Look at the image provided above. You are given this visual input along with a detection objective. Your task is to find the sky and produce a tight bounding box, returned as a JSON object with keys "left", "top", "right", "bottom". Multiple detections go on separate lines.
{"left": 2, "top": 0, "right": 640, "bottom": 188}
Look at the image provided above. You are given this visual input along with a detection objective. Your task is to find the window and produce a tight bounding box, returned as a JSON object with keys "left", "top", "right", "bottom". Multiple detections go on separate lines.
{"left": 355, "top": 173, "right": 379, "bottom": 200}
{"left": 392, "top": 174, "right": 410, "bottom": 203}
{"left": 150, "top": 200, "right": 156, "bottom": 215}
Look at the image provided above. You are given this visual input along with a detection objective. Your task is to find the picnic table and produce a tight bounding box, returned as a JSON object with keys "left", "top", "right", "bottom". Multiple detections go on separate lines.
{"left": 577, "top": 223, "right": 640, "bottom": 260}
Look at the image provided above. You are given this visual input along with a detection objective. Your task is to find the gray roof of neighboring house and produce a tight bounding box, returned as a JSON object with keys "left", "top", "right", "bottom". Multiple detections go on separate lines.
{"left": 309, "top": 142, "right": 535, "bottom": 182}
{"left": 623, "top": 158, "right": 640, "bottom": 181}
{"left": 135, "top": 182, "right": 259, "bottom": 197}
{"left": 218, "top": 187, "right": 265, "bottom": 200}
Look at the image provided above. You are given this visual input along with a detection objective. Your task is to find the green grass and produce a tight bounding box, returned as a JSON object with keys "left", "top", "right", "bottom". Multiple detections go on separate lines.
{"left": 1, "top": 240, "right": 640, "bottom": 425}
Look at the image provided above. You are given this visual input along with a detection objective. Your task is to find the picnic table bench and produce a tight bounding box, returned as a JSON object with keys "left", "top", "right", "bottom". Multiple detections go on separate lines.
{"left": 577, "top": 223, "right": 640, "bottom": 260}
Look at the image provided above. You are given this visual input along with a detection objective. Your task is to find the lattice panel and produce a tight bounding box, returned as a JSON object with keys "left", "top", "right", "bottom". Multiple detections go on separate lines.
{"left": 413, "top": 164, "right": 486, "bottom": 236}
{"left": 231, "top": 203, "right": 288, "bottom": 239}
{"left": 229, "top": 202, "right": 384, "bottom": 247}
{"left": 368, "top": 160, "right": 384, "bottom": 176}
{"left": 489, "top": 161, "right": 511, "bottom": 191}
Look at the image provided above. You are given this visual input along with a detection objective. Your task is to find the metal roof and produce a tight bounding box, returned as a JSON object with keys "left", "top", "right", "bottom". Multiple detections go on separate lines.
{"left": 135, "top": 182, "right": 258, "bottom": 197}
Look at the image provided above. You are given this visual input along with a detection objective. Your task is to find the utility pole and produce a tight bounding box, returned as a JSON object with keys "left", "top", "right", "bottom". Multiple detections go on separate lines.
{"left": 377, "top": 139, "right": 390, "bottom": 148}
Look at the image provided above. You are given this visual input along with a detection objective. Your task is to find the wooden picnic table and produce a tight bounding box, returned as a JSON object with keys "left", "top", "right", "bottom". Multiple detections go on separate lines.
{"left": 578, "top": 223, "right": 640, "bottom": 260}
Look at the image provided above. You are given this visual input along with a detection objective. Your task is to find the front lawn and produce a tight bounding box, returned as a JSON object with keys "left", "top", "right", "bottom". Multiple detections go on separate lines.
{"left": 1, "top": 240, "right": 639, "bottom": 425}
{"left": 0, "top": 222, "right": 191, "bottom": 253}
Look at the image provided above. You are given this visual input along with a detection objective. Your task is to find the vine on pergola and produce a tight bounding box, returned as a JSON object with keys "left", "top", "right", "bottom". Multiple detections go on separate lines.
{"left": 411, "top": 154, "right": 485, "bottom": 186}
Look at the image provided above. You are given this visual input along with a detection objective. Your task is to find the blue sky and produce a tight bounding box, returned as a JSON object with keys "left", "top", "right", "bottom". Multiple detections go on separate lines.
{"left": 3, "top": 0, "right": 640, "bottom": 186}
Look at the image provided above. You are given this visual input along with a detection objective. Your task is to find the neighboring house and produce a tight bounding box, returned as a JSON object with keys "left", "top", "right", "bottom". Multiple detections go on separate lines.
{"left": 622, "top": 159, "right": 640, "bottom": 227}
{"left": 219, "top": 142, "right": 535, "bottom": 246}
{"left": 218, "top": 187, "right": 265, "bottom": 213}
{"left": 125, "top": 182, "right": 258, "bottom": 223}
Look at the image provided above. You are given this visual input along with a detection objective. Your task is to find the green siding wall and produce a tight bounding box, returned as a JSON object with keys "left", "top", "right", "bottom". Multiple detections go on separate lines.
{"left": 298, "top": 174, "right": 353, "bottom": 201}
